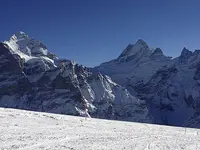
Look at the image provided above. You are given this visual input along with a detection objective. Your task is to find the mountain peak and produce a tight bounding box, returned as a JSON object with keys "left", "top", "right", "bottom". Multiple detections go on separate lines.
{"left": 178, "top": 47, "right": 192, "bottom": 63}
{"left": 152, "top": 48, "right": 163, "bottom": 55}
{"left": 15, "top": 31, "right": 26, "bottom": 36}
{"left": 136, "top": 39, "right": 148, "bottom": 46}
{"left": 11, "top": 31, "right": 29, "bottom": 41}
{"left": 4, "top": 31, "right": 49, "bottom": 58}
{"left": 180, "top": 47, "right": 192, "bottom": 58}
{"left": 182, "top": 47, "right": 191, "bottom": 52}
{"left": 193, "top": 50, "right": 200, "bottom": 55}
{"left": 117, "top": 39, "right": 150, "bottom": 62}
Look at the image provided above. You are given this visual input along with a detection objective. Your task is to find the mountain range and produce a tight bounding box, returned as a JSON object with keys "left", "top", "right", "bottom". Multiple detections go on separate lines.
{"left": 1, "top": 32, "right": 200, "bottom": 128}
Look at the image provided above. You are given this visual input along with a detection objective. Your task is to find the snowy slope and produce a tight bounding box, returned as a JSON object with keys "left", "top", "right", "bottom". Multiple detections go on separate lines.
{"left": 0, "top": 108, "right": 200, "bottom": 150}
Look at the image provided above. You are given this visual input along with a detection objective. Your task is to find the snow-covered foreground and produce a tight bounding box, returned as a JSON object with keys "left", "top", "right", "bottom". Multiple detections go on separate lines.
{"left": 1, "top": 108, "right": 200, "bottom": 150}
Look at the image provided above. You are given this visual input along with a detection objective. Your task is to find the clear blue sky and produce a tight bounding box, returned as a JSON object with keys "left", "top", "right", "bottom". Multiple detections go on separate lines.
{"left": 0, "top": 0, "right": 200, "bottom": 67}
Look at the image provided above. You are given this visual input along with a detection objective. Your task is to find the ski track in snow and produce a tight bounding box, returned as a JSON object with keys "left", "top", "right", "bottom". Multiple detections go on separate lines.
{"left": 0, "top": 108, "right": 200, "bottom": 150}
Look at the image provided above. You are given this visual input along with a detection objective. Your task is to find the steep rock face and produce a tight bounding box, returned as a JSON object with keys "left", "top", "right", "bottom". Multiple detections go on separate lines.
{"left": 135, "top": 65, "right": 195, "bottom": 126}
{"left": 0, "top": 43, "right": 31, "bottom": 108}
{"left": 0, "top": 43, "right": 23, "bottom": 73}
{"left": 79, "top": 73, "right": 149, "bottom": 122}
{"left": 95, "top": 40, "right": 200, "bottom": 127}
{"left": 0, "top": 32, "right": 151, "bottom": 123}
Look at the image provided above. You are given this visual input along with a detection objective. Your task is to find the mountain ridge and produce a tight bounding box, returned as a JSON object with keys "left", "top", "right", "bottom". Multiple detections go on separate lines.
{"left": 95, "top": 38, "right": 200, "bottom": 127}
{"left": 1, "top": 31, "right": 200, "bottom": 128}
{"left": 0, "top": 32, "right": 151, "bottom": 124}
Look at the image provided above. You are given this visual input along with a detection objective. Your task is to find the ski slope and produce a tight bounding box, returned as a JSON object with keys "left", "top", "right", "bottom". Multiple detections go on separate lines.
{"left": 0, "top": 108, "right": 200, "bottom": 150}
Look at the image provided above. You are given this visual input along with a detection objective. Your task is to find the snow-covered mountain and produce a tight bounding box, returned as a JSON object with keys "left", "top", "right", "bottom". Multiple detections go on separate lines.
{"left": 94, "top": 39, "right": 200, "bottom": 128}
{"left": 0, "top": 32, "right": 151, "bottom": 123}
{"left": 2, "top": 32, "right": 200, "bottom": 128}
